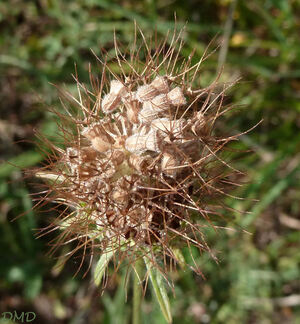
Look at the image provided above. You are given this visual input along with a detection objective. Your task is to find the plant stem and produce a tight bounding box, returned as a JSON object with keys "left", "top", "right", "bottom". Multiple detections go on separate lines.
{"left": 132, "top": 258, "right": 143, "bottom": 324}
{"left": 217, "top": 0, "right": 237, "bottom": 73}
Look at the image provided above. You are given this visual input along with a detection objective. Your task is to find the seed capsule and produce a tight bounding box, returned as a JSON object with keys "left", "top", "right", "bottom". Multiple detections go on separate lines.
{"left": 125, "top": 134, "right": 147, "bottom": 153}
{"left": 111, "top": 189, "right": 128, "bottom": 205}
{"left": 138, "top": 87, "right": 185, "bottom": 121}
{"left": 102, "top": 80, "right": 127, "bottom": 113}
{"left": 80, "top": 147, "right": 98, "bottom": 161}
{"left": 151, "top": 94, "right": 170, "bottom": 111}
{"left": 110, "top": 150, "right": 125, "bottom": 166}
{"left": 139, "top": 102, "right": 160, "bottom": 123}
{"left": 167, "top": 87, "right": 186, "bottom": 106}
{"left": 150, "top": 76, "right": 169, "bottom": 94}
{"left": 91, "top": 137, "right": 112, "bottom": 153}
{"left": 82, "top": 124, "right": 113, "bottom": 153}
{"left": 129, "top": 154, "right": 150, "bottom": 173}
{"left": 136, "top": 84, "right": 159, "bottom": 102}
{"left": 191, "top": 112, "right": 206, "bottom": 135}
{"left": 161, "top": 152, "right": 178, "bottom": 177}
{"left": 110, "top": 80, "right": 127, "bottom": 96}
{"left": 125, "top": 130, "right": 162, "bottom": 153}
{"left": 102, "top": 92, "right": 121, "bottom": 113}
{"left": 145, "top": 130, "right": 163, "bottom": 152}
{"left": 151, "top": 118, "right": 185, "bottom": 135}
{"left": 123, "top": 96, "right": 141, "bottom": 124}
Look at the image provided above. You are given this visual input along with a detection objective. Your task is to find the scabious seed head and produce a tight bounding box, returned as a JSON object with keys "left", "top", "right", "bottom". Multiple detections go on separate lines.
{"left": 34, "top": 27, "right": 243, "bottom": 282}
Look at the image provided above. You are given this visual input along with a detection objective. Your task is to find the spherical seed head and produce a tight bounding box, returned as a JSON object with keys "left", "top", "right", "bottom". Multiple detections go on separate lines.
{"left": 33, "top": 26, "right": 245, "bottom": 282}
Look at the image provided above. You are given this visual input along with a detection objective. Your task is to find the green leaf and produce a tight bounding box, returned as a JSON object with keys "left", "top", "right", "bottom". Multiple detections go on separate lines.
{"left": 93, "top": 250, "right": 114, "bottom": 286}
{"left": 144, "top": 257, "right": 172, "bottom": 324}
{"left": 0, "top": 151, "right": 42, "bottom": 178}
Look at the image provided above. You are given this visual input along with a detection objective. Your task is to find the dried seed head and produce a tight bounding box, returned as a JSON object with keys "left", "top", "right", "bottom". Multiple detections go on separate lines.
{"left": 33, "top": 26, "right": 246, "bottom": 289}
{"left": 90, "top": 137, "right": 112, "bottom": 153}
{"left": 101, "top": 80, "right": 127, "bottom": 113}
{"left": 137, "top": 124, "right": 151, "bottom": 136}
{"left": 125, "top": 133, "right": 148, "bottom": 153}
{"left": 114, "top": 135, "right": 126, "bottom": 149}
{"left": 80, "top": 147, "right": 98, "bottom": 160}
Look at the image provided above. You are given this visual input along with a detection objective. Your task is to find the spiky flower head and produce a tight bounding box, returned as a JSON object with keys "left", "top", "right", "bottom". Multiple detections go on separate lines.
{"left": 34, "top": 26, "right": 242, "bottom": 293}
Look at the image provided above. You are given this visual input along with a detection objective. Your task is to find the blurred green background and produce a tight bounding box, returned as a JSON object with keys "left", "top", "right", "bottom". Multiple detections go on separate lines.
{"left": 0, "top": 0, "right": 300, "bottom": 323}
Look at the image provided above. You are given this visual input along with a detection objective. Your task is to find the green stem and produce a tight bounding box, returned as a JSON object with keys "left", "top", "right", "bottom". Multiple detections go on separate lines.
{"left": 132, "top": 258, "right": 143, "bottom": 324}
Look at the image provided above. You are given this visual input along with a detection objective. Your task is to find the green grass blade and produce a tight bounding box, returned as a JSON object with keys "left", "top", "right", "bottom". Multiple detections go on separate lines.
{"left": 144, "top": 257, "right": 172, "bottom": 324}
{"left": 94, "top": 250, "right": 114, "bottom": 286}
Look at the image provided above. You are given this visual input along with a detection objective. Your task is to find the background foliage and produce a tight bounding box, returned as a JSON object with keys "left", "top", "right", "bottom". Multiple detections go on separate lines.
{"left": 0, "top": 0, "right": 299, "bottom": 323}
